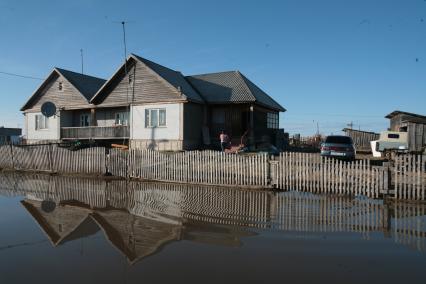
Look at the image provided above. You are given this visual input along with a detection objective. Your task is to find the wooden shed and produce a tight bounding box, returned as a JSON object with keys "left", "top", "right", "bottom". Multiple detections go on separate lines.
{"left": 342, "top": 128, "right": 379, "bottom": 152}
{"left": 385, "top": 111, "right": 426, "bottom": 153}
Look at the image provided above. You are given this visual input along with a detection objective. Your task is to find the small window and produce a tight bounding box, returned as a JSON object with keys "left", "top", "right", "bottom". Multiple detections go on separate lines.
{"left": 267, "top": 112, "right": 279, "bottom": 129}
{"left": 115, "top": 112, "right": 129, "bottom": 126}
{"left": 35, "top": 114, "right": 48, "bottom": 130}
{"left": 58, "top": 82, "right": 63, "bottom": 91}
{"left": 128, "top": 74, "right": 133, "bottom": 84}
{"left": 388, "top": 133, "right": 399, "bottom": 139}
{"left": 80, "top": 114, "right": 90, "bottom": 127}
{"left": 145, "top": 108, "right": 166, "bottom": 128}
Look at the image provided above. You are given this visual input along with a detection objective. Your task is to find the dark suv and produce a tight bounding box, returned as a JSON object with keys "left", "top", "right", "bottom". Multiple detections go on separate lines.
{"left": 320, "top": 135, "right": 355, "bottom": 160}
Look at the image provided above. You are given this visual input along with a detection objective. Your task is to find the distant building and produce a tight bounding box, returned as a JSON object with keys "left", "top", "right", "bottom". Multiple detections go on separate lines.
{"left": 342, "top": 128, "right": 379, "bottom": 152}
{"left": 385, "top": 110, "right": 426, "bottom": 152}
{"left": 0, "top": 127, "right": 21, "bottom": 145}
{"left": 21, "top": 54, "right": 285, "bottom": 150}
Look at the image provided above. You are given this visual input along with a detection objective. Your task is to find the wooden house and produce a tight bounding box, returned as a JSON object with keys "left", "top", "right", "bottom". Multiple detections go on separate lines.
{"left": 21, "top": 54, "right": 285, "bottom": 150}
{"left": 385, "top": 111, "right": 426, "bottom": 152}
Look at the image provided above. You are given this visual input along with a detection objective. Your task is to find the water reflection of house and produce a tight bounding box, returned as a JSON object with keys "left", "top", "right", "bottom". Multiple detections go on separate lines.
{"left": 21, "top": 200, "right": 97, "bottom": 246}
{"left": 21, "top": 199, "right": 253, "bottom": 265}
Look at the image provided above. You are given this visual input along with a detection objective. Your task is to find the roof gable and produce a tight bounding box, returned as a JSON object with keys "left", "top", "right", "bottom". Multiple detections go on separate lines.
{"left": 186, "top": 71, "right": 285, "bottom": 111}
{"left": 90, "top": 54, "right": 204, "bottom": 105}
{"left": 55, "top": 68, "right": 106, "bottom": 101}
{"left": 21, "top": 68, "right": 105, "bottom": 111}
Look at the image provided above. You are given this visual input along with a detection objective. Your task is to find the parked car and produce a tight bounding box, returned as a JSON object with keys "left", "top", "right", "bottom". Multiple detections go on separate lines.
{"left": 320, "top": 135, "right": 355, "bottom": 160}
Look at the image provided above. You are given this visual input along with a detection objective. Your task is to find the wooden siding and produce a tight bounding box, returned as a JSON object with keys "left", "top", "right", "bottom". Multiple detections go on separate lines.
{"left": 183, "top": 103, "right": 204, "bottom": 149}
{"left": 24, "top": 73, "right": 90, "bottom": 111}
{"left": 407, "top": 122, "right": 426, "bottom": 152}
{"left": 96, "top": 61, "right": 185, "bottom": 107}
{"left": 343, "top": 129, "right": 380, "bottom": 151}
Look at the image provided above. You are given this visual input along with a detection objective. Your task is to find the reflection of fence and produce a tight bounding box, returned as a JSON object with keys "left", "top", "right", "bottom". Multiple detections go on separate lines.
{"left": 0, "top": 145, "right": 425, "bottom": 201}
{"left": 394, "top": 202, "right": 426, "bottom": 251}
{"left": 1, "top": 171, "right": 425, "bottom": 252}
{"left": 272, "top": 152, "right": 388, "bottom": 198}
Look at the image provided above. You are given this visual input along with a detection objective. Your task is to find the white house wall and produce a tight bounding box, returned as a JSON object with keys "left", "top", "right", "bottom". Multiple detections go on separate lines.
{"left": 130, "top": 103, "right": 183, "bottom": 150}
{"left": 25, "top": 112, "right": 60, "bottom": 142}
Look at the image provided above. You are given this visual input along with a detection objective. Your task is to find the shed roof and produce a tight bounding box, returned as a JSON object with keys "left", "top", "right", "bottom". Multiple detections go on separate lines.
{"left": 186, "top": 71, "right": 285, "bottom": 111}
{"left": 342, "top": 128, "right": 379, "bottom": 135}
{"left": 0, "top": 127, "right": 22, "bottom": 136}
{"left": 385, "top": 110, "right": 426, "bottom": 122}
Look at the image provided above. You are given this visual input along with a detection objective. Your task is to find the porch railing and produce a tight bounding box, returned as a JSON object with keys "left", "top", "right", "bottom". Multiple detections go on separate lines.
{"left": 61, "top": 126, "right": 129, "bottom": 140}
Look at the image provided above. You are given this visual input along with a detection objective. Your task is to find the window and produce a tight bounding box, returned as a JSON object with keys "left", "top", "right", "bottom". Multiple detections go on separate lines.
{"left": 35, "top": 114, "right": 48, "bottom": 130}
{"left": 115, "top": 112, "right": 129, "bottom": 126}
{"left": 80, "top": 114, "right": 90, "bottom": 127}
{"left": 145, "top": 108, "right": 166, "bottom": 127}
{"left": 325, "top": 136, "right": 353, "bottom": 144}
{"left": 58, "top": 82, "right": 63, "bottom": 91}
{"left": 388, "top": 133, "right": 399, "bottom": 139}
{"left": 267, "top": 112, "right": 279, "bottom": 129}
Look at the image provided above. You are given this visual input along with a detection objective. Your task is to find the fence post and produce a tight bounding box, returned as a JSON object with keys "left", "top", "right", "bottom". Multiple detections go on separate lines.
{"left": 9, "top": 144, "right": 14, "bottom": 170}
{"left": 269, "top": 156, "right": 278, "bottom": 188}
{"left": 382, "top": 162, "right": 390, "bottom": 196}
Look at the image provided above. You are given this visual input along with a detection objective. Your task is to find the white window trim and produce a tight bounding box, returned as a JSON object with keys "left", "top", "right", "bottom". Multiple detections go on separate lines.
{"left": 145, "top": 108, "right": 167, "bottom": 128}
{"left": 80, "top": 114, "right": 90, "bottom": 127}
{"left": 115, "top": 112, "right": 129, "bottom": 126}
{"left": 35, "top": 114, "right": 48, "bottom": 130}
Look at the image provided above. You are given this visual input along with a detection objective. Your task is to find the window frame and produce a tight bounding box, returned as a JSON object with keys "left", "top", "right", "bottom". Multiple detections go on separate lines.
{"left": 80, "top": 114, "right": 90, "bottom": 127}
{"left": 35, "top": 114, "right": 48, "bottom": 130}
{"left": 267, "top": 112, "right": 279, "bottom": 129}
{"left": 145, "top": 108, "right": 167, "bottom": 128}
{"left": 115, "top": 112, "right": 129, "bottom": 126}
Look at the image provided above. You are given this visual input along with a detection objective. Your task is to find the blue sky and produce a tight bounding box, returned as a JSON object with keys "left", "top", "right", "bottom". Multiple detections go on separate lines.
{"left": 0, "top": 0, "right": 425, "bottom": 135}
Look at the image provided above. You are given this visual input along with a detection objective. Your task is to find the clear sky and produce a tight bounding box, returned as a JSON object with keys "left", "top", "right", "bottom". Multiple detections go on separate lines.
{"left": 0, "top": 0, "right": 425, "bottom": 135}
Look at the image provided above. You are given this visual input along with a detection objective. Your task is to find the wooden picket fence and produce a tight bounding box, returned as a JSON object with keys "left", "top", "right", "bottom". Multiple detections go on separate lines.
{"left": 0, "top": 144, "right": 106, "bottom": 175}
{"left": 272, "top": 152, "right": 388, "bottom": 198}
{"left": 394, "top": 154, "right": 426, "bottom": 201}
{"left": 124, "top": 149, "right": 269, "bottom": 187}
{"left": 1, "top": 144, "right": 425, "bottom": 201}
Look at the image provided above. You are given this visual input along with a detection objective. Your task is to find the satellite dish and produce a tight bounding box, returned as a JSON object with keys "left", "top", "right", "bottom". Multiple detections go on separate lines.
{"left": 41, "top": 101, "right": 57, "bottom": 118}
{"left": 41, "top": 200, "right": 56, "bottom": 213}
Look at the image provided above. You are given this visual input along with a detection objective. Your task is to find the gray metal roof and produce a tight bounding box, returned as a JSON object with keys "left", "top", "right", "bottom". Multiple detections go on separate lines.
{"left": 186, "top": 71, "right": 285, "bottom": 111}
{"left": 55, "top": 68, "right": 106, "bottom": 101}
{"left": 0, "top": 127, "right": 21, "bottom": 136}
{"left": 132, "top": 54, "right": 204, "bottom": 103}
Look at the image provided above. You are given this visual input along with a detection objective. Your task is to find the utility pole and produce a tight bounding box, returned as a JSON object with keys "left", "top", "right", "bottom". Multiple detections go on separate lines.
{"left": 80, "top": 49, "right": 84, "bottom": 75}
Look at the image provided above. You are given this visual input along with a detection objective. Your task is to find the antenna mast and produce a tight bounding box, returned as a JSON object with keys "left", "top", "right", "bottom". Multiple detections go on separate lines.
{"left": 80, "top": 49, "right": 84, "bottom": 75}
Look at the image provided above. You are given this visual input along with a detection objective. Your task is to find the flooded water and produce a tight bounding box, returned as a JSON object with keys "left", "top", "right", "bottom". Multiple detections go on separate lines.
{"left": 0, "top": 172, "right": 425, "bottom": 284}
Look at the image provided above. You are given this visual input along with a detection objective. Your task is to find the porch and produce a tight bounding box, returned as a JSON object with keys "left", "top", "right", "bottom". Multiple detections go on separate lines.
{"left": 61, "top": 126, "right": 129, "bottom": 140}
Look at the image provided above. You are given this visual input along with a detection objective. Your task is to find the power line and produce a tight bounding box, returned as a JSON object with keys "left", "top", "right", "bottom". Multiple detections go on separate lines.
{"left": 0, "top": 71, "right": 43, "bottom": 80}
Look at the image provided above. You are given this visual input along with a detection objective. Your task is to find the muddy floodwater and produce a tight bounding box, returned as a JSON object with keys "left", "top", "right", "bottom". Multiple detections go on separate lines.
{"left": 0, "top": 172, "right": 425, "bottom": 284}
